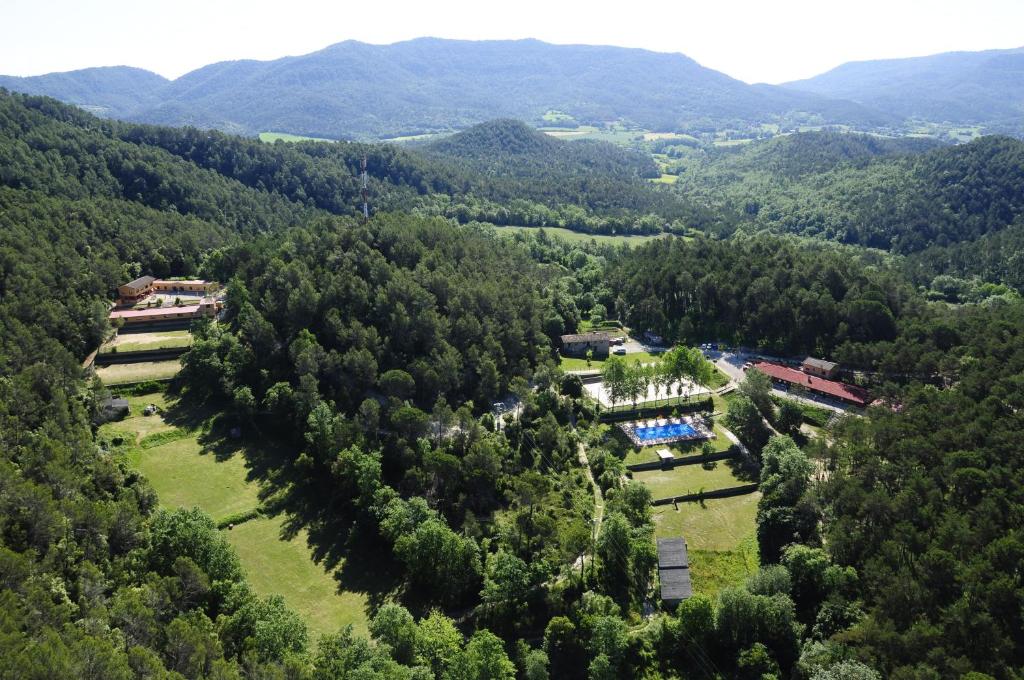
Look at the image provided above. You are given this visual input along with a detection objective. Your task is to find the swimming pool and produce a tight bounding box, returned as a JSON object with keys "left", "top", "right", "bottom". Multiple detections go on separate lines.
{"left": 632, "top": 422, "right": 698, "bottom": 442}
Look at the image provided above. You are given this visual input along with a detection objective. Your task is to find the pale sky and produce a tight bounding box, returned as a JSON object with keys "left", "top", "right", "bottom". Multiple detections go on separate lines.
{"left": 3, "top": 0, "right": 1023, "bottom": 84}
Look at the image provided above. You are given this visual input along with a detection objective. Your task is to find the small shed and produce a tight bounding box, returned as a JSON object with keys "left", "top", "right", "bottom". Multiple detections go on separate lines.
{"left": 96, "top": 397, "right": 129, "bottom": 424}
{"left": 657, "top": 448, "right": 675, "bottom": 468}
{"left": 658, "top": 537, "right": 692, "bottom": 607}
{"left": 801, "top": 357, "right": 839, "bottom": 379}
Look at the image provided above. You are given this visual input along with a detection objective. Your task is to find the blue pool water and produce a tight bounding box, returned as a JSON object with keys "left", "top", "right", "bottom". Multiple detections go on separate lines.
{"left": 633, "top": 422, "right": 698, "bottom": 442}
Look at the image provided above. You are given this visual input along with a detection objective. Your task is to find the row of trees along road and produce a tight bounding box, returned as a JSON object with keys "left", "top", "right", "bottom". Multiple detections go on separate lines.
{"left": 599, "top": 346, "right": 716, "bottom": 409}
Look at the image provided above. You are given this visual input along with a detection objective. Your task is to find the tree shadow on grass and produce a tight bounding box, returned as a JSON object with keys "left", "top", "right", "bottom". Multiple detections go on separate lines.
{"left": 725, "top": 453, "right": 760, "bottom": 483}
{"left": 169, "top": 390, "right": 404, "bottom": 617}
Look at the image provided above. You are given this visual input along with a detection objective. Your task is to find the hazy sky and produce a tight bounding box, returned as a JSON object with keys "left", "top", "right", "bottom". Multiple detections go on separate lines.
{"left": 3, "top": 0, "right": 1023, "bottom": 83}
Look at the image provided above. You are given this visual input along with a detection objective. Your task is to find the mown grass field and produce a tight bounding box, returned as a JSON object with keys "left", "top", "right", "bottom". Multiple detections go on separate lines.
{"left": 139, "top": 437, "right": 262, "bottom": 522}
{"left": 95, "top": 359, "right": 181, "bottom": 384}
{"left": 653, "top": 491, "right": 760, "bottom": 549}
{"left": 259, "top": 132, "right": 334, "bottom": 143}
{"left": 632, "top": 456, "right": 747, "bottom": 500}
{"left": 559, "top": 349, "right": 665, "bottom": 372}
{"left": 651, "top": 173, "right": 679, "bottom": 184}
{"left": 101, "top": 330, "right": 192, "bottom": 354}
{"left": 495, "top": 224, "right": 669, "bottom": 247}
{"left": 226, "top": 516, "right": 370, "bottom": 638}
{"left": 100, "top": 389, "right": 371, "bottom": 639}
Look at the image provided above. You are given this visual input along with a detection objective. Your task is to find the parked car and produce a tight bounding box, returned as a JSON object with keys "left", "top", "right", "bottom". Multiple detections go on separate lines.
{"left": 613, "top": 347, "right": 626, "bottom": 355}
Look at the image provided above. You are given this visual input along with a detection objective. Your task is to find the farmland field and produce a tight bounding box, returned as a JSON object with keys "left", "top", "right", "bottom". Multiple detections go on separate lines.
{"left": 495, "top": 224, "right": 669, "bottom": 246}
{"left": 259, "top": 131, "right": 334, "bottom": 143}
{"left": 95, "top": 359, "right": 181, "bottom": 384}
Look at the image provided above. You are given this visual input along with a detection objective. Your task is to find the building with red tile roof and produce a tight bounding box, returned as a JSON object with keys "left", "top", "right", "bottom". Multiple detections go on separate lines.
{"left": 109, "top": 298, "right": 218, "bottom": 325}
{"left": 751, "top": 362, "right": 868, "bottom": 406}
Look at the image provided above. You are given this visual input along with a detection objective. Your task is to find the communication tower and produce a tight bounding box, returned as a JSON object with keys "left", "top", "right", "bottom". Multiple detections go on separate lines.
{"left": 360, "top": 155, "right": 369, "bottom": 221}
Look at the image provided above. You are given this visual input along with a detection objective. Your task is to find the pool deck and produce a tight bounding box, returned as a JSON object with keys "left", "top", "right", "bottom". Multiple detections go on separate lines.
{"left": 619, "top": 416, "right": 713, "bottom": 448}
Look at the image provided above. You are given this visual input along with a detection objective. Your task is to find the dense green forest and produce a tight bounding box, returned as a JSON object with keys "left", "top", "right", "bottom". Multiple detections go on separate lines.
{"left": 675, "top": 132, "right": 1024, "bottom": 251}
{"left": 671, "top": 132, "right": 1024, "bottom": 288}
{"left": 1, "top": 88, "right": 1024, "bottom": 679}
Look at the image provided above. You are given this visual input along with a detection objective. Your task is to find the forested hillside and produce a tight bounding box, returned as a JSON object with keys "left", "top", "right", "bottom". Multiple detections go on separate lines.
{"left": 0, "top": 38, "right": 891, "bottom": 138}
{"left": 0, "top": 65, "right": 168, "bottom": 116}
{"left": 674, "top": 132, "right": 1024, "bottom": 279}
{"left": 2, "top": 81, "right": 1024, "bottom": 680}
{"left": 783, "top": 47, "right": 1024, "bottom": 134}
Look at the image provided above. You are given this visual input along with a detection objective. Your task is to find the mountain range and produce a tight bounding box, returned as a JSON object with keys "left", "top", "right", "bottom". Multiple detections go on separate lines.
{"left": 785, "top": 47, "right": 1024, "bottom": 132}
{"left": 1, "top": 39, "right": 1021, "bottom": 139}
{"left": 0, "top": 38, "right": 890, "bottom": 139}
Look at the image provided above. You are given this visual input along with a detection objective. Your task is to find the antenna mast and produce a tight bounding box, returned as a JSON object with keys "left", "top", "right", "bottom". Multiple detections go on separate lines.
{"left": 360, "top": 155, "right": 369, "bottom": 221}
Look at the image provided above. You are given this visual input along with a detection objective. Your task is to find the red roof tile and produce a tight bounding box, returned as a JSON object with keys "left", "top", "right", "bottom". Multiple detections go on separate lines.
{"left": 752, "top": 362, "right": 868, "bottom": 406}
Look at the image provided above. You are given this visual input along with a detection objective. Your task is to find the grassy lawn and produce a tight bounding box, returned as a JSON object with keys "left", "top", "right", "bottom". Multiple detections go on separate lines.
{"left": 101, "top": 389, "right": 372, "bottom": 639}
{"left": 633, "top": 459, "right": 746, "bottom": 500}
{"left": 654, "top": 492, "right": 760, "bottom": 602}
{"left": 560, "top": 350, "right": 664, "bottom": 371}
{"left": 136, "top": 437, "right": 262, "bottom": 523}
{"left": 259, "top": 131, "right": 334, "bottom": 143}
{"left": 101, "top": 392, "right": 176, "bottom": 438}
{"left": 495, "top": 225, "right": 669, "bottom": 247}
{"left": 225, "top": 515, "right": 370, "bottom": 639}
{"left": 651, "top": 173, "right": 679, "bottom": 184}
{"left": 687, "top": 536, "right": 759, "bottom": 602}
{"left": 653, "top": 492, "right": 759, "bottom": 549}
{"left": 101, "top": 330, "right": 192, "bottom": 354}
{"left": 95, "top": 360, "right": 181, "bottom": 384}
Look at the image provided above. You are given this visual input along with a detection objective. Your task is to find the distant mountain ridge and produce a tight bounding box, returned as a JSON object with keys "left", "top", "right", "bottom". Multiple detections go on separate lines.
{"left": 0, "top": 66, "right": 168, "bottom": 116}
{"left": 784, "top": 47, "right": 1024, "bottom": 132}
{"left": 0, "top": 38, "right": 890, "bottom": 139}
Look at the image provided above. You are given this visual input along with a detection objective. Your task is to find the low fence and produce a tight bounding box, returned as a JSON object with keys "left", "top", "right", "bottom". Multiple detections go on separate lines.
{"left": 95, "top": 347, "right": 188, "bottom": 365}
{"left": 116, "top": 319, "right": 194, "bottom": 333}
{"left": 598, "top": 397, "right": 714, "bottom": 423}
{"left": 626, "top": 448, "right": 738, "bottom": 472}
{"left": 651, "top": 483, "right": 760, "bottom": 507}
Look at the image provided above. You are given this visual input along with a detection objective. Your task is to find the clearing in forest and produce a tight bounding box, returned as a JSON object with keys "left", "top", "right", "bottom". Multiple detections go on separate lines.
{"left": 101, "top": 330, "right": 192, "bottom": 353}
{"left": 95, "top": 359, "right": 182, "bottom": 384}
{"left": 495, "top": 224, "right": 669, "bottom": 246}
{"left": 98, "top": 390, "right": 371, "bottom": 639}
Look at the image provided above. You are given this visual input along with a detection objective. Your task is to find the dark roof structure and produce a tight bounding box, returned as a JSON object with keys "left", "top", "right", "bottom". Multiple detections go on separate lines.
{"left": 802, "top": 357, "right": 838, "bottom": 372}
{"left": 122, "top": 275, "right": 155, "bottom": 289}
{"left": 560, "top": 332, "right": 610, "bottom": 343}
{"left": 94, "top": 397, "right": 130, "bottom": 425}
{"left": 659, "top": 567, "right": 692, "bottom": 603}
{"left": 657, "top": 537, "right": 692, "bottom": 603}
